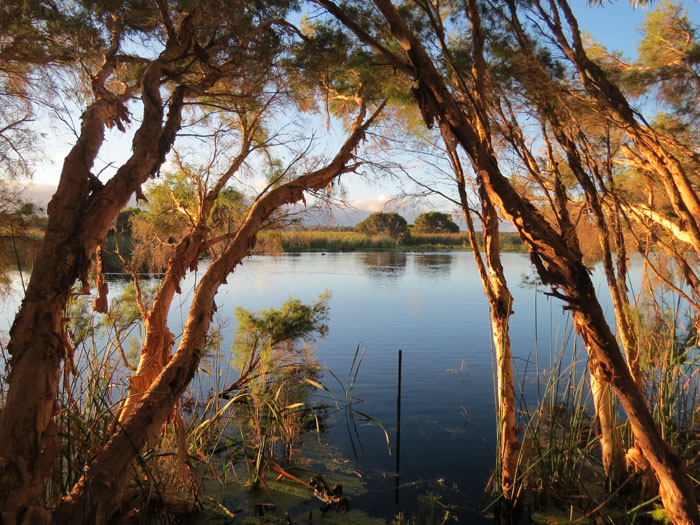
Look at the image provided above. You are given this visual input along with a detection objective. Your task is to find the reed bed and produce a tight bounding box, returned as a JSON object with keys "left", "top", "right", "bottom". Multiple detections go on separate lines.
{"left": 494, "top": 297, "right": 700, "bottom": 523}
{"left": 257, "top": 230, "right": 524, "bottom": 252}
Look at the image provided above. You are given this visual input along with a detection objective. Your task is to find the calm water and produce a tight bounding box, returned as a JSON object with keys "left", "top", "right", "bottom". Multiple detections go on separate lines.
{"left": 0, "top": 252, "right": 634, "bottom": 521}
{"left": 167, "top": 252, "right": 616, "bottom": 521}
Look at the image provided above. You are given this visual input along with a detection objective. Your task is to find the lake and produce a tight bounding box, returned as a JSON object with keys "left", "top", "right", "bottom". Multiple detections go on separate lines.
{"left": 161, "top": 251, "right": 614, "bottom": 521}
{"left": 0, "top": 252, "right": 640, "bottom": 521}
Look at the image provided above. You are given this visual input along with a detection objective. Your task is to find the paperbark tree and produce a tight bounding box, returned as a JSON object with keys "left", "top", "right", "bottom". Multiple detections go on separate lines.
{"left": 313, "top": 0, "right": 699, "bottom": 521}
{"left": 0, "top": 1, "right": 295, "bottom": 519}
{"left": 505, "top": 0, "right": 700, "bottom": 490}
{"left": 433, "top": 0, "right": 520, "bottom": 500}
{"left": 51, "top": 101, "right": 384, "bottom": 523}
{"left": 533, "top": 0, "right": 700, "bottom": 260}
{"left": 118, "top": 101, "right": 268, "bottom": 428}
{"left": 443, "top": 127, "right": 519, "bottom": 501}
{"left": 492, "top": 92, "right": 630, "bottom": 482}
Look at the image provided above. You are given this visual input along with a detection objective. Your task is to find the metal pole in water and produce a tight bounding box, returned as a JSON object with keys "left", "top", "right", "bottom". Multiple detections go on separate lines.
{"left": 395, "top": 348, "right": 402, "bottom": 503}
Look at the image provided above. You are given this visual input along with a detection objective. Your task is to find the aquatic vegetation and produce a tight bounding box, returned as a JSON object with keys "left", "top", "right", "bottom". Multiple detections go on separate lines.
{"left": 257, "top": 230, "right": 526, "bottom": 253}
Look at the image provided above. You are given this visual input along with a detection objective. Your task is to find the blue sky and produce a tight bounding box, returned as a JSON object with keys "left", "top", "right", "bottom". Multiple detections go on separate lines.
{"left": 25, "top": 1, "right": 700, "bottom": 224}
{"left": 574, "top": 1, "right": 699, "bottom": 60}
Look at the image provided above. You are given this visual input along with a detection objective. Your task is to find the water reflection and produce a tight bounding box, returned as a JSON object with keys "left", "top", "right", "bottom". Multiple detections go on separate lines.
{"left": 359, "top": 252, "right": 407, "bottom": 284}
{"left": 413, "top": 253, "right": 453, "bottom": 278}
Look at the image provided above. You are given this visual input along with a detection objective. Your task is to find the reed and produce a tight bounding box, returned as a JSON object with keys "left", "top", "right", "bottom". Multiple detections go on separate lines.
{"left": 263, "top": 230, "right": 415, "bottom": 251}
{"left": 259, "top": 230, "right": 526, "bottom": 253}
{"left": 50, "top": 291, "right": 137, "bottom": 503}
{"left": 492, "top": 293, "right": 700, "bottom": 522}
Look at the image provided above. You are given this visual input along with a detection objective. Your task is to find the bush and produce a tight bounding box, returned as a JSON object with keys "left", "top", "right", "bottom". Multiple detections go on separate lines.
{"left": 355, "top": 212, "right": 410, "bottom": 242}
{"left": 413, "top": 211, "right": 459, "bottom": 233}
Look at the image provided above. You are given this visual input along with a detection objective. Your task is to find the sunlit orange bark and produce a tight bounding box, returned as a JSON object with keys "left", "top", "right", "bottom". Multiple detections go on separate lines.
{"left": 119, "top": 133, "right": 253, "bottom": 427}
{"left": 315, "top": 0, "right": 699, "bottom": 520}
{"left": 51, "top": 102, "right": 384, "bottom": 523}
{"left": 540, "top": 0, "right": 700, "bottom": 259}
{"left": 0, "top": 17, "right": 197, "bottom": 517}
{"left": 441, "top": 123, "right": 519, "bottom": 499}
{"left": 452, "top": 1, "right": 520, "bottom": 497}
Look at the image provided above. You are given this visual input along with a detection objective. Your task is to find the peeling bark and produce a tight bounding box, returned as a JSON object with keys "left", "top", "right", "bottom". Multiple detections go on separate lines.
{"left": 119, "top": 131, "right": 255, "bottom": 429}
{"left": 51, "top": 103, "right": 384, "bottom": 523}
{"left": 440, "top": 123, "right": 519, "bottom": 499}
{"left": 0, "top": 10, "right": 201, "bottom": 517}
{"left": 316, "top": 0, "right": 699, "bottom": 520}
{"left": 0, "top": 94, "right": 121, "bottom": 522}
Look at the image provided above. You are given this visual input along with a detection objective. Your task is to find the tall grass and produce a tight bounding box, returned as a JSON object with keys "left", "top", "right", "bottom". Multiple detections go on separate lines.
{"left": 259, "top": 230, "right": 528, "bottom": 252}
{"left": 495, "top": 296, "right": 700, "bottom": 522}
{"left": 509, "top": 324, "right": 598, "bottom": 505}
{"left": 635, "top": 307, "right": 700, "bottom": 463}
{"left": 51, "top": 291, "right": 137, "bottom": 504}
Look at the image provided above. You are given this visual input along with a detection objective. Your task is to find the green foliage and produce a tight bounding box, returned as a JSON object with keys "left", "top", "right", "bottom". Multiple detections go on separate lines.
{"left": 629, "top": 1, "right": 700, "bottom": 118}
{"left": 229, "top": 292, "right": 331, "bottom": 485}
{"left": 101, "top": 208, "right": 143, "bottom": 273}
{"left": 355, "top": 212, "right": 410, "bottom": 242}
{"left": 287, "top": 6, "right": 414, "bottom": 114}
{"left": 54, "top": 283, "right": 151, "bottom": 499}
{"left": 413, "top": 211, "right": 460, "bottom": 233}
{"left": 127, "top": 170, "right": 246, "bottom": 272}
{"left": 258, "top": 229, "right": 525, "bottom": 253}
{"left": 510, "top": 296, "right": 700, "bottom": 519}
{"left": 632, "top": 304, "right": 700, "bottom": 456}
{"left": 232, "top": 292, "right": 331, "bottom": 359}
{"left": 512, "top": 326, "right": 597, "bottom": 507}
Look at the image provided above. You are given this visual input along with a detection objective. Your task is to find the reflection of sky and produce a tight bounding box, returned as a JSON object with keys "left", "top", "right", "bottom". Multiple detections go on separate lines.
{"left": 3, "top": 252, "right": 696, "bottom": 521}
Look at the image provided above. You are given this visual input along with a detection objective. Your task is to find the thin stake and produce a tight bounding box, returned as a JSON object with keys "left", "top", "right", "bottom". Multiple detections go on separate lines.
{"left": 395, "top": 348, "right": 402, "bottom": 503}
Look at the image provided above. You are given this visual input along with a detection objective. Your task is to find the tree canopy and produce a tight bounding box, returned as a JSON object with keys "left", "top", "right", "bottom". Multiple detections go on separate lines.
{"left": 355, "top": 211, "right": 410, "bottom": 241}
{"left": 413, "top": 211, "right": 459, "bottom": 233}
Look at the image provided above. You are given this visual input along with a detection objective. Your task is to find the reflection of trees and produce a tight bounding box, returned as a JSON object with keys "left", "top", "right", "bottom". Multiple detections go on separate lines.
{"left": 413, "top": 253, "right": 453, "bottom": 278}
{"left": 360, "top": 252, "right": 407, "bottom": 282}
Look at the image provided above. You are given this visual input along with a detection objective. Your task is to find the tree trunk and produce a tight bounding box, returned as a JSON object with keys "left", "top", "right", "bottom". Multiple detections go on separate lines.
{"left": 546, "top": 118, "right": 629, "bottom": 480}
{"left": 51, "top": 103, "right": 383, "bottom": 523}
{"left": 439, "top": 121, "right": 519, "bottom": 499}
{"left": 578, "top": 322, "right": 625, "bottom": 482}
{"left": 0, "top": 21, "right": 195, "bottom": 516}
{"left": 473, "top": 195, "right": 519, "bottom": 499}
{"left": 487, "top": 245, "right": 518, "bottom": 499}
{"left": 119, "top": 135, "right": 253, "bottom": 430}
{"left": 119, "top": 228, "right": 205, "bottom": 426}
{"left": 318, "top": 0, "right": 699, "bottom": 520}
{"left": 0, "top": 98, "right": 118, "bottom": 519}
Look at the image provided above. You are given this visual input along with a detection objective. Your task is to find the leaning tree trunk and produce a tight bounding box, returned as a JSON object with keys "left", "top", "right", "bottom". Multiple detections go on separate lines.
{"left": 119, "top": 137, "right": 253, "bottom": 434}
{"left": 546, "top": 117, "right": 628, "bottom": 481}
{"left": 51, "top": 103, "right": 383, "bottom": 523}
{"left": 0, "top": 20, "right": 197, "bottom": 518}
{"left": 317, "top": 0, "right": 699, "bottom": 520}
